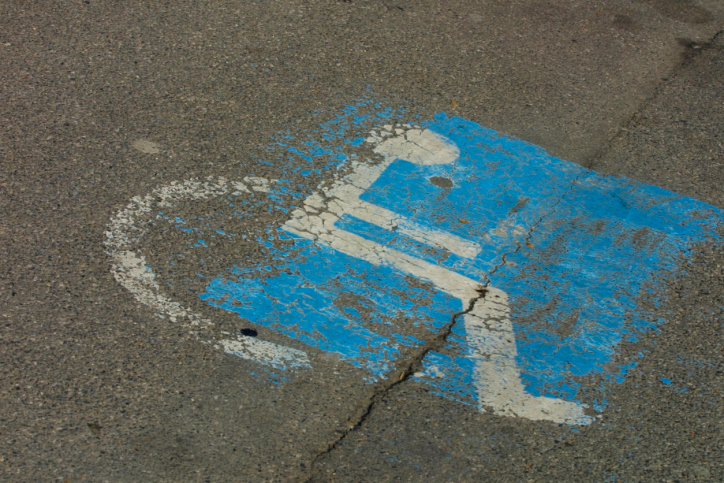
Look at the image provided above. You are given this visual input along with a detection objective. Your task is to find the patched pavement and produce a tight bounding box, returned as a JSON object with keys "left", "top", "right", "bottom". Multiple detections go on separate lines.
{"left": 1, "top": 1, "right": 723, "bottom": 481}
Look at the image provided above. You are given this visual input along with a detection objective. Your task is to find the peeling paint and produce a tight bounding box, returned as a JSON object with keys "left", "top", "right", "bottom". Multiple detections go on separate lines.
{"left": 106, "top": 103, "right": 723, "bottom": 426}
{"left": 280, "top": 125, "right": 589, "bottom": 424}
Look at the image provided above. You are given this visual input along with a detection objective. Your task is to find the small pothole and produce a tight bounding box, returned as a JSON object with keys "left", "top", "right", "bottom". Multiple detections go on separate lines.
{"left": 429, "top": 176, "right": 453, "bottom": 189}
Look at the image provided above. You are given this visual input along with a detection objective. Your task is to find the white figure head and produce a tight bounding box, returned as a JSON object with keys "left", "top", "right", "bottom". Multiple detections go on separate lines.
{"left": 370, "top": 127, "right": 460, "bottom": 166}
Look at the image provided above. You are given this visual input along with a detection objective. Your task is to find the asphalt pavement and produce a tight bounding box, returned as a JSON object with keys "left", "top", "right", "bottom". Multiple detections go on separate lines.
{"left": 1, "top": 1, "right": 723, "bottom": 481}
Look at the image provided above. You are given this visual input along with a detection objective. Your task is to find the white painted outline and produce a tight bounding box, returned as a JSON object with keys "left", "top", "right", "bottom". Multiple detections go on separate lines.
{"left": 104, "top": 176, "right": 311, "bottom": 371}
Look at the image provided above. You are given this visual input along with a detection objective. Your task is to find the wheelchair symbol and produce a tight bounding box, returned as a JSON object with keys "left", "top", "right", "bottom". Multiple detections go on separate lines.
{"left": 282, "top": 127, "right": 591, "bottom": 424}
{"left": 106, "top": 110, "right": 722, "bottom": 427}
{"left": 106, "top": 126, "right": 592, "bottom": 425}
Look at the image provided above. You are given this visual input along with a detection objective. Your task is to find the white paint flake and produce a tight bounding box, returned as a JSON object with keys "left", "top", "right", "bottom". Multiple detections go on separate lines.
{"left": 218, "top": 337, "right": 310, "bottom": 370}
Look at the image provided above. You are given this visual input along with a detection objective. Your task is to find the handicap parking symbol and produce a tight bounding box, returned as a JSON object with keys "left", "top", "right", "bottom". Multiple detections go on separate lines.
{"left": 106, "top": 106, "right": 722, "bottom": 426}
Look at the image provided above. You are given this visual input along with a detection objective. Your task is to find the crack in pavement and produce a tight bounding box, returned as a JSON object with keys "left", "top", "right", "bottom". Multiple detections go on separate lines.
{"left": 300, "top": 291, "right": 486, "bottom": 483}
{"left": 585, "top": 26, "right": 724, "bottom": 171}
{"left": 300, "top": 170, "right": 587, "bottom": 480}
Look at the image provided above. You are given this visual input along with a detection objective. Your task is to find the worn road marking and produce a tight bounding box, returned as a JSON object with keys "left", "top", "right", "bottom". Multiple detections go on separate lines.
{"left": 104, "top": 176, "right": 311, "bottom": 370}
{"left": 284, "top": 127, "right": 589, "bottom": 423}
{"left": 106, "top": 104, "right": 723, "bottom": 426}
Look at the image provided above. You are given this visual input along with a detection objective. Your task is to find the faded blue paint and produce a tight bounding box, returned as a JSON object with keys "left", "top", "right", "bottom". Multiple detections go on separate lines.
{"left": 164, "top": 104, "right": 721, "bottom": 412}
{"left": 203, "top": 237, "right": 458, "bottom": 377}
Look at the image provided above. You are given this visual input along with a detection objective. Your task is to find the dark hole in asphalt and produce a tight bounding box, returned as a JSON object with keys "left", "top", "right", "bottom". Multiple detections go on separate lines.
{"left": 241, "top": 328, "right": 258, "bottom": 337}
{"left": 429, "top": 176, "right": 453, "bottom": 189}
{"left": 87, "top": 422, "right": 102, "bottom": 435}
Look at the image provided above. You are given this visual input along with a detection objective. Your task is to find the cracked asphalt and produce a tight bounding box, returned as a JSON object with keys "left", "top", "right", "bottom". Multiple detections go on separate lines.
{"left": 2, "top": 0, "right": 724, "bottom": 481}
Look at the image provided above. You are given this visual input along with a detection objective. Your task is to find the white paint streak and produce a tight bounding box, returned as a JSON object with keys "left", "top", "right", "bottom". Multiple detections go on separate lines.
{"left": 466, "top": 289, "right": 593, "bottom": 425}
{"left": 104, "top": 176, "right": 311, "bottom": 370}
{"left": 218, "top": 337, "right": 311, "bottom": 370}
{"left": 284, "top": 126, "right": 592, "bottom": 425}
{"left": 284, "top": 220, "right": 481, "bottom": 301}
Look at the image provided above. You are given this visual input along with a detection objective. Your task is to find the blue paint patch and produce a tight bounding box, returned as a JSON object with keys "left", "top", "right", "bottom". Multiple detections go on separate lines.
{"left": 203, "top": 238, "right": 457, "bottom": 378}
{"left": 159, "top": 103, "right": 722, "bottom": 415}
{"left": 352, "top": 115, "right": 721, "bottom": 404}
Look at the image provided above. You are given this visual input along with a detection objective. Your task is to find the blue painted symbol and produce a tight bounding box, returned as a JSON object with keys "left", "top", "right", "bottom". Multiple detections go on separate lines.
{"left": 152, "top": 106, "right": 721, "bottom": 424}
